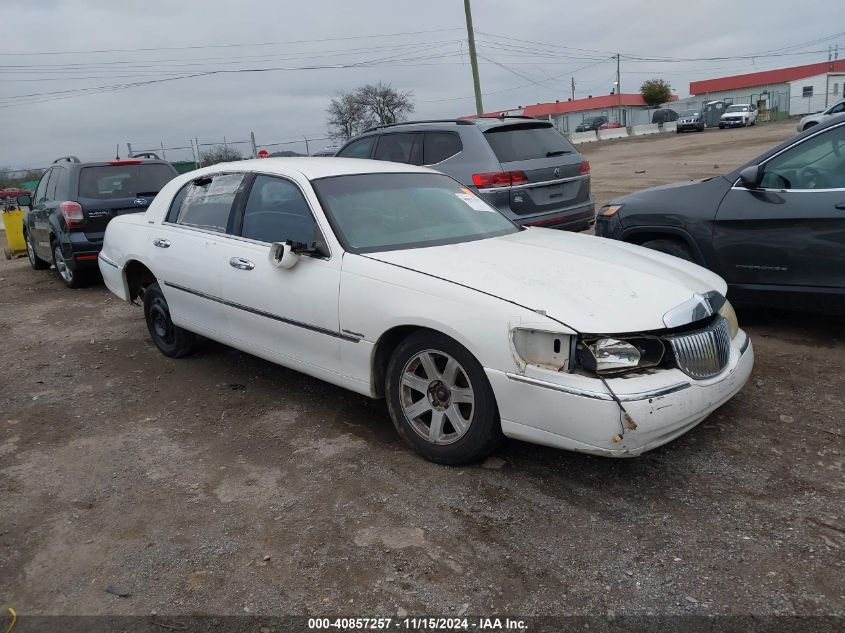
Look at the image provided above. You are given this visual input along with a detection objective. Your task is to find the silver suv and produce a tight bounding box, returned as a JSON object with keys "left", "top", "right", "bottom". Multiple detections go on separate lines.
{"left": 336, "top": 116, "right": 594, "bottom": 230}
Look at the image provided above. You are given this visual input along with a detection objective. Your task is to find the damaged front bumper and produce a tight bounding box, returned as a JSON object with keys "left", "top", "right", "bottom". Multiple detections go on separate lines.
{"left": 487, "top": 329, "right": 753, "bottom": 456}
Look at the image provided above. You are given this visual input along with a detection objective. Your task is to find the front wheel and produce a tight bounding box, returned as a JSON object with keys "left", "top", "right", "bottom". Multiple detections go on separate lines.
{"left": 385, "top": 331, "right": 503, "bottom": 465}
{"left": 143, "top": 282, "right": 196, "bottom": 358}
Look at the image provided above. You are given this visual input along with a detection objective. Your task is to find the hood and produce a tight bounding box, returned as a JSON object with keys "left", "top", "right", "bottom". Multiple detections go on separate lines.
{"left": 365, "top": 229, "right": 727, "bottom": 333}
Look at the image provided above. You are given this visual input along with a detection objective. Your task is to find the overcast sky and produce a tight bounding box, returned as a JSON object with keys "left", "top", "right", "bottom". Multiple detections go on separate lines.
{"left": 1, "top": 0, "right": 842, "bottom": 168}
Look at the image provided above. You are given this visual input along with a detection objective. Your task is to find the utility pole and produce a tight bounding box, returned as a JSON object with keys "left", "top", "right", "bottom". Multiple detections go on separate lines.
{"left": 463, "top": 0, "right": 484, "bottom": 116}
{"left": 571, "top": 76, "right": 575, "bottom": 101}
{"left": 616, "top": 53, "right": 622, "bottom": 125}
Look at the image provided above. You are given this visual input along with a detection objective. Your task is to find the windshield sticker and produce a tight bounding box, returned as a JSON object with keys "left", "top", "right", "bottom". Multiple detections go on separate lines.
{"left": 455, "top": 191, "right": 495, "bottom": 212}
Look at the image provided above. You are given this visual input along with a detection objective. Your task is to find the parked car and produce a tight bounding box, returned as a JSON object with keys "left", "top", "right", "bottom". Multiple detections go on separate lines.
{"left": 311, "top": 146, "right": 340, "bottom": 157}
{"left": 676, "top": 110, "right": 705, "bottom": 133}
{"left": 652, "top": 109, "right": 679, "bottom": 125}
{"left": 98, "top": 157, "right": 752, "bottom": 465}
{"left": 595, "top": 113, "right": 845, "bottom": 313}
{"left": 797, "top": 99, "right": 845, "bottom": 132}
{"left": 24, "top": 155, "right": 178, "bottom": 287}
{"left": 335, "top": 116, "right": 594, "bottom": 231}
{"left": 719, "top": 104, "right": 757, "bottom": 128}
{"left": 575, "top": 116, "right": 608, "bottom": 132}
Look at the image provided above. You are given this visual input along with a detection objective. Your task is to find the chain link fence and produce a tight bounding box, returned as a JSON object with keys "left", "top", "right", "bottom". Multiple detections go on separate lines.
{"left": 125, "top": 132, "right": 335, "bottom": 169}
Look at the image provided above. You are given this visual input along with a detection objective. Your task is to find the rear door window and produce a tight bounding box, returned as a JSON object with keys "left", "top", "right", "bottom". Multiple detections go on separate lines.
{"left": 166, "top": 173, "right": 245, "bottom": 233}
{"left": 423, "top": 132, "right": 463, "bottom": 164}
{"left": 373, "top": 133, "right": 423, "bottom": 165}
{"left": 337, "top": 137, "right": 376, "bottom": 159}
{"left": 484, "top": 123, "right": 575, "bottom": 162}
{"left": 78, "top": 164, "right": 176, "bottom": 199}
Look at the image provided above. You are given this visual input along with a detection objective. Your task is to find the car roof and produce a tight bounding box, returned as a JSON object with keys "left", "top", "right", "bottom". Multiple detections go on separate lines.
{"left": 202, "top": 157, "right": 434, "bottom": 180}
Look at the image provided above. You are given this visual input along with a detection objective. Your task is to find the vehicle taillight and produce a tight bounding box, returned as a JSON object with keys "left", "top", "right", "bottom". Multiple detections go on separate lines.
{"left": 579, "top": 161, "right": 591, "bottom": 176}
{"left": 471, "top": 170, "right": 528, "bottom": 188}
{"left": 59, "top": 201, "right": 84, "bottom": 228}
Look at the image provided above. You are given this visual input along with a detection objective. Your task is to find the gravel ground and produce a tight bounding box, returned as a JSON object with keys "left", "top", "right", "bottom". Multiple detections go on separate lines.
{"left": 1, "top": 121, "right": 842, "bottom": 621}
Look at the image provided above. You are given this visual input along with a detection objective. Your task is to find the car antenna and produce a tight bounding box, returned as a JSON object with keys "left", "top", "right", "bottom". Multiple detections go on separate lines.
{"left": 115, "top": 144, "right": 120, "bottom": 160}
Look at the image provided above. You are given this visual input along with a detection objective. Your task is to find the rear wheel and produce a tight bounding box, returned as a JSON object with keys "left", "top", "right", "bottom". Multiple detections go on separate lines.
{"left": 25, "top": 232, "right": 50, "bottom": 270}
{"left": 52, "top": 240, "right": 87, "bottom": 288}
{"left": 640, "top": 238, "right": 694, "bottom": 262}
{"left": 143, "top": 282, "right": 196, "bottom": 358}
{"left": 385, "top": 330, "right": 503, "bottom": 465}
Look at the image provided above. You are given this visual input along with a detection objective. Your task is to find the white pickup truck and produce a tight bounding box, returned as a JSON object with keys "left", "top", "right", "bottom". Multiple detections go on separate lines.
{"left": 719, "top": 104, "right": 757, "bottom": 128}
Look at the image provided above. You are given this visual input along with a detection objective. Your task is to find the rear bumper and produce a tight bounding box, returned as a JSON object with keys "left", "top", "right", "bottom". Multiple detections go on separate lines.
{"left": 488, "top": 330, "right": 753, "bottom": 457}
{"left": 60, "top": 232, "right": 103, "bottom": 270}
{"left": 514, "top": 203, "right": 596, "bottom": 231}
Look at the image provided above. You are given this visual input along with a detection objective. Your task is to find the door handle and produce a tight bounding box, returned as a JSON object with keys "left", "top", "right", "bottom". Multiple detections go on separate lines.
{"left": 229, "top": 257, "right": 255, "bottom": 271}
{"left": 152, "top": 238, "right": 171, "bottom": 248}
{"left": 835, "top": 203, "right": 845, "bottom": 210}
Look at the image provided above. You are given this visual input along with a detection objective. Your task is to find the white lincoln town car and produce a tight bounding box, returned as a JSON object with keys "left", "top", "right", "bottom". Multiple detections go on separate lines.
{"left": 99, "top": 158, "right": 753, "bottom": 464}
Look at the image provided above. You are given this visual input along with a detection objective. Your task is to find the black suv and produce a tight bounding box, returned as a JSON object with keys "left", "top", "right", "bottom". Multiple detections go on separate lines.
{"left": 574, "top": 116, "right": 608, "bottom": 132}
{"left": 335, "top": 116, "right": 594, "bottom": 231}
{"left": 23, "top": 155, "right": 177, "bottom": 287}
{"left": 595, "top": 114, "right": 845, "bottom": 313}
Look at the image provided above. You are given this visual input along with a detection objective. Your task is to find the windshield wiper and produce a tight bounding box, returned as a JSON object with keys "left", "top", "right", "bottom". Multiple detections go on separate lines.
{"left": 546, "top": 150, "right": 571, "bottom": 157}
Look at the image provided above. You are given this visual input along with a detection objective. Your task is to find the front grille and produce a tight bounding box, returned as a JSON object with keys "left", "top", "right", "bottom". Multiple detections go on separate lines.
{"left": 665, "top": 317, "right": 732, "bottom": 379}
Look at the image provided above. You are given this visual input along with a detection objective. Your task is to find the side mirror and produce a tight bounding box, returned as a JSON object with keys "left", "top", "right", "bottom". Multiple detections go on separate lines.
{"left": 738, "top": 165, "right": 762, "bottom": 189}
{"left": 17, "top": 194, "right": 31, "bottom": 207}
{"left": 268, "top": 241, "right": 300, "bottom": 269}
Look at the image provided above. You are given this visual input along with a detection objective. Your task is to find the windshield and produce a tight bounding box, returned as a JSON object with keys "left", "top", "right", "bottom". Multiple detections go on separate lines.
{"left": 312, "top": 172, "right": 518, "bottom": 254}
{"left": 726, "top": 105, "right": 749, "bottom": 113}
{"left": 78, "top": 164, "right": 176, "bottom": 199}
{"left": 681, "top": 110, "right": 700, "bottom": 117}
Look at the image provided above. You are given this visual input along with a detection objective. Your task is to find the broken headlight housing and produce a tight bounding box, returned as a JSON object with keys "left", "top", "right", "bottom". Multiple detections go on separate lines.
{"left": 511, "top": 328, "right": 572, "bottom": 371}
{"left": 577, "top": 336, "right": 665, "bottom": 375}
{"left": 718, "top": 299, "right": 739, "bottom": 338}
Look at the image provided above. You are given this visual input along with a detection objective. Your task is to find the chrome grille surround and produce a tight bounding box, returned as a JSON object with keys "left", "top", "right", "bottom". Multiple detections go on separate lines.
{"left": 665, "top": 317, "right": 732, "bottom": 379}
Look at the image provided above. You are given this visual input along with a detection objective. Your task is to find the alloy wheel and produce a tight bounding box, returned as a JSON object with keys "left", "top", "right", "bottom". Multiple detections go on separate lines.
{"left": 400, "top": 349, "right": 475, "bottom": 445}
{"left": 53, "top": 245, "right": 73, "bottom": 284}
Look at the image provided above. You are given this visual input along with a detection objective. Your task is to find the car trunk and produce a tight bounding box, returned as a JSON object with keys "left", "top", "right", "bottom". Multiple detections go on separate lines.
{"left": 483, "top": 122, "right": 589, "bottom": 216}
{"left": 76, "top": 163, "right": 176, "bottom": 241}
{"left": 77, "top": 196, "right": 154, "bottom": 241}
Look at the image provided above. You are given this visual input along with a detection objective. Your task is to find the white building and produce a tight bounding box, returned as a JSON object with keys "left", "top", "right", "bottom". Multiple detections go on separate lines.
{"left": 689, "top": 60, "right": 845, "bottom": 117}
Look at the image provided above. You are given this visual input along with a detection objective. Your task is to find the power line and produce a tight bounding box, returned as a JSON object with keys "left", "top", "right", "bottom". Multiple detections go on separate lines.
{"left": 0, "top": 28, "right": 464, "bottom": 56}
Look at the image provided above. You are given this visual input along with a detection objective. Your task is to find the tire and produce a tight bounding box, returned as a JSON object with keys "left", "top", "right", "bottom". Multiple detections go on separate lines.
{"left": 640, "top": 238, "right": 695, "bottom": 262}
{"left": 143, "top": 282, "right": 196, "bottom": 358}
{"left": 51, "top": 239, "right": 85, "bottom": 288}
{"left": 385, "top": 330, "right": 503, "bottom": 465}
{"left": 719, "top": 124, "right": 725, "bottom": 129}
{"left": 25, "top": 231, "right": 50, "bottom": 270}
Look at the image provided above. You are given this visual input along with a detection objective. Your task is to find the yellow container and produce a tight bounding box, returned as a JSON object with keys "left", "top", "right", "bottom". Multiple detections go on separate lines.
{"left": 2, "top": 208, "right": 27, "bottom": 259}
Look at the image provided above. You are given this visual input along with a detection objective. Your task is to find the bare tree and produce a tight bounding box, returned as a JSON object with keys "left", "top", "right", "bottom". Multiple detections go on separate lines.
{"left": 355, "top": 82, "right": 414, "bottom": 125}
{"left": 326, "top": 83, "right": 415, "bottom": 141}
{"left": 327, "top": 92, "right": 369, "bottom": 142}
{"left": 199, "top": 145, "right": 243, "bottom": 166}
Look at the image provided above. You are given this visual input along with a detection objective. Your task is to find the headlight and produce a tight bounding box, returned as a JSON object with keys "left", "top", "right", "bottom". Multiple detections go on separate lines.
{"left": 577, "top": 336, "right": 665, "bottom": 375}
{"left": 511, "top": 328, "right": 571, "bottom": 371}
{"left": 719, "top": 300, "right": 739, "bottom": 338}
{"left": 599, "top": 204, "right": 623, "bottom": 217}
